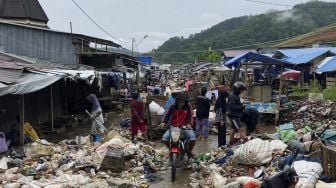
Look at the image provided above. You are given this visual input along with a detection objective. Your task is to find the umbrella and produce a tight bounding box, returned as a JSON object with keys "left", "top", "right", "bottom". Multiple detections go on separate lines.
{"left": 278, "top": 70, "right": 300, "bottom": 81}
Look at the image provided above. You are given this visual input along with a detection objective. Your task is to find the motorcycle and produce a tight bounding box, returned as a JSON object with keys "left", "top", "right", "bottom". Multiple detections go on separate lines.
{"left": 168, "top": 125, "right": 191, "bottom": 182}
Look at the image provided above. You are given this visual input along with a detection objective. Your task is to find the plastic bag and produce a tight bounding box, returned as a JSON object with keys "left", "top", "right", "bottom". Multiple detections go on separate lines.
{"left": 149, "top": 101, "right": 165, "bottom": 115}
{"left": 211, "top": 171, "right": 227, "bottom": 188}
{"left": 24, "top": 142, "right": 54, "bottom": 158}
{"left": 0, "top": 132, "right": 8, "bottom": 153}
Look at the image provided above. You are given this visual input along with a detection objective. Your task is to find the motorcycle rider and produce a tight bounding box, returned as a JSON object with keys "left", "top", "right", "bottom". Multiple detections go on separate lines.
{"left": 160, "top": 94, "right": 196, "bottom": 158}
{"left": 228, "top": 81, "right": 248, "bottom": 146}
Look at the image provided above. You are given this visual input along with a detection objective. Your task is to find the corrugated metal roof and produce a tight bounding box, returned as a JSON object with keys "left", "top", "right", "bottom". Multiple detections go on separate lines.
{"left": 223, "top": 49, "right": 257, "bottom": 58}
{"left": 0, "top": 0, "right": 49, "bottom": 22}
{"left": 0, "top": 73, "right": 62, "bottom": 96}
{"left": 282, "top": 50, "right": 329, "bottom": 65}
{"left": 0, "top": 68, "right": 23, "bottom": 84}
{"left": 277, "top": 48, "right": 336, "bottom": 58}
{"left": 316, "top": 56, "right": 336, "bottom": 73}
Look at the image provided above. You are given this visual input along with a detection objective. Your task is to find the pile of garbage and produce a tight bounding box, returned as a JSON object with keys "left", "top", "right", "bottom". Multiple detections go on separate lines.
{"left": 288, "top": 100, "right": 336, "bottom": 130}
{"left": 187, "top": 99, "right": 336, "bottom": 188}
{"left": 0, "top": 129, "right": 169, "bottom": 187}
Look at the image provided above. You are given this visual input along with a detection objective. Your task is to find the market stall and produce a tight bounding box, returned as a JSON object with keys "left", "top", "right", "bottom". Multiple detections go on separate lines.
{"left": 225, "top": 52, "right": 287, "bottom": 124}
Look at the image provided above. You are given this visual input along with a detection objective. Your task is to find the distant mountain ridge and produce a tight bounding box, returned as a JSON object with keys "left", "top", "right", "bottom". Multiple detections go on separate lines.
{"left": 155, "top": 1, "right": 336, "bottom": 64}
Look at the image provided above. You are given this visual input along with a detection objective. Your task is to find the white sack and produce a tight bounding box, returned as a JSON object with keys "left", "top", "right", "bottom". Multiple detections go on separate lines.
{"left": 233, "top": 138, "right": 287, "bottom": 166}
{"left": 292, "top": 161, "right": 323, "bottom": 188}
{"left": 149, "top": 101, "right": 165, "bottom": 115}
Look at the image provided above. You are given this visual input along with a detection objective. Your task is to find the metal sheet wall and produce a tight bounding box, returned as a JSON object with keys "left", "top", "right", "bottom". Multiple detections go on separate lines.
{"left": 0, "top": 23, "right": 76, "bottom": 64}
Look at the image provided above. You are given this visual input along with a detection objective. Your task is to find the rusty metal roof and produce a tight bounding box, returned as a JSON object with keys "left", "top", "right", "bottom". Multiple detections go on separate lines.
{"left": 0, "top": 67, "right": 23, "bottom": 84}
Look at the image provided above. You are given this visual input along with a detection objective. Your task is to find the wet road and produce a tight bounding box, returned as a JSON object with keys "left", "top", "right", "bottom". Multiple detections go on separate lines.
{"left": 150, "top": 135, "right": 219, "bottom": 188}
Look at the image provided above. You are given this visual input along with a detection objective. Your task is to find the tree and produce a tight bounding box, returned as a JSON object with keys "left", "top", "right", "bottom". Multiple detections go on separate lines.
{"left": 197, "top": 50, "right": 221, "bottom": 62}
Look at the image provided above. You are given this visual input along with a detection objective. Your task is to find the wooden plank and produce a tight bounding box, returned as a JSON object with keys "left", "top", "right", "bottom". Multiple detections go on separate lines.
{"left": 19, "top": 95, "right": 24, "bottom": 146}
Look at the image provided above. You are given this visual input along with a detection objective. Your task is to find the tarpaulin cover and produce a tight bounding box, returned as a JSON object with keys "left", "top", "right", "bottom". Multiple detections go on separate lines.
{"left": 137, "top": 56, "right": 152, "bottom": 65}
{"left": 0, "top": 73, "right": 62, "bottom": 96}
{"left": 225, "top": 52, "right": 287, "bottom": 68}
{"left": 277, "top": 48, "right": 336, "bottom": 58}
{"left": 282, "top": 50, "right": 329, "bottom": 65}
{"left": 316, "top": 56, "right": 336, "bottom": 74}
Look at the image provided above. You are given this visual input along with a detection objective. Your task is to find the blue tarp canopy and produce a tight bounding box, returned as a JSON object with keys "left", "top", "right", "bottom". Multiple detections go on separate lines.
{"left": 137, "top": 56, "right": 152, "bottom": 65}
{"left": 277, "top": 47, "right": 336, "bottom": 58}
{"left": 282, "top": 50, "right": 330, "bottom": 65}
{"left": 316, "top": 56, "right": 336, "bottom": 74}
{"left": 225, "top": 52, "right": 287, "bottom": 68}
{"left": 276, "top": 48, "right": 336, "bottom": 65}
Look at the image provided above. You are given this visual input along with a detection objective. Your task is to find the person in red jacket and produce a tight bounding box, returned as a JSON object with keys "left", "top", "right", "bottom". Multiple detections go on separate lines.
{"left": 160, "top": 94, "right": 196, "bottom": 158}
{"left": 130, "top": 92, "right": 148, "bottom": 143}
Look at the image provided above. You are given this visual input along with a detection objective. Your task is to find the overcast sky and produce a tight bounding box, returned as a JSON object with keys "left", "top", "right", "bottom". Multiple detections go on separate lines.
{"left": 39, "top": 0, "right": 333, "bottom": 52}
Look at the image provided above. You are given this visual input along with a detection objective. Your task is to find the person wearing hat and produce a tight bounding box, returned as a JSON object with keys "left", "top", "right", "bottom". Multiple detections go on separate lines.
{"left": 160, "top": 94, "right": 196, "bottom": 158}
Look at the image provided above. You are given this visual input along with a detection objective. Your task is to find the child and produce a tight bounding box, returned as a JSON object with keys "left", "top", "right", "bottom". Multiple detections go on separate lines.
{"left": 130, "top": 92, "right": 148, "bottom": 143}
{"left": 196, "top": 87, "right": 211, "bottom": 140}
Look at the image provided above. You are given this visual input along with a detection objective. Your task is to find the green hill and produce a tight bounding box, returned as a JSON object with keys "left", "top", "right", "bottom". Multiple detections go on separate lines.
{"left": 275, "top": 24, "right": 336, "bottom": 47}
{"left": 154, "top": 1, "right": 336, "bottom": 64}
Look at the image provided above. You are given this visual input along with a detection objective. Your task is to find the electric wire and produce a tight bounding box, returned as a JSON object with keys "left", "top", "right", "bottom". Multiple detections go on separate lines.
{"left": 71, "top": 0, "right": 130, "bottom": 44}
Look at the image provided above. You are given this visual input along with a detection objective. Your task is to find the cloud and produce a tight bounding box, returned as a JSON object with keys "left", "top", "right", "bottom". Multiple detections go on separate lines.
{"left": 276, "top": 9, "right": 301, "bottom": 22}
{"left": 200, "top": 13, "right": 222, "bottom": 20}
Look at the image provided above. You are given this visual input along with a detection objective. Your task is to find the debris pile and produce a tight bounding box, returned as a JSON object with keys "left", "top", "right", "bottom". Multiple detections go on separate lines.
{"left": 288, "top": 100, "right": 336, "bottom": 130}
{"left": 0, "top": 129, "right": 168, "bottom": 187}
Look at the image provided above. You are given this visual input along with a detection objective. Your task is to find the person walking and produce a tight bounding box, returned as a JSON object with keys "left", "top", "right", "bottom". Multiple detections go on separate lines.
{"left": 196, "top": 87, "right": 211, "bottom": 140}
{"left": 215, "top": 90, "right": 229, "bottom": 147}
{"left": 130, "top": 92, "right": 148, "bottom": 143}
{"left": 227, "top": 82, "right": 248, "bottom": 146}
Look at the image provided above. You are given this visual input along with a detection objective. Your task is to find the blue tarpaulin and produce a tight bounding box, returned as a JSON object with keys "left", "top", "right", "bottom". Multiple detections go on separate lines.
{"left": 225, "top": 52, "right": 287, "bottom": 68}
{"left": 316, "top": 56, "right": 336, "bottom": 73}
{"left": 137, "top": 56, "right": 152, "bottom": 65}
{"left": 277, "top": 48, "right": 336, "bottom": 58}
{"left": 282, "top": 50, "right": 330, "bottom": 65}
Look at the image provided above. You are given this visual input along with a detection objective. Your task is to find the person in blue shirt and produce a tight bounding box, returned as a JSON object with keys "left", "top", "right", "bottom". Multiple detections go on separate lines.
{"left": 163, "top": 92, "right": 178, "bottom": 111}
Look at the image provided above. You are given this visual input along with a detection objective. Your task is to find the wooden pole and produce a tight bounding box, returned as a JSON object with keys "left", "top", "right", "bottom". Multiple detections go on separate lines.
{"left": 19, "top": 95, "right": 25, "bottom": 146}
{"left": 51, "top": 86, "right": 54, "bottom": 132}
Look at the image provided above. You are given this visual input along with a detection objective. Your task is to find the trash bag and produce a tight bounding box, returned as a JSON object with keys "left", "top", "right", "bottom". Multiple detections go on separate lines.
{"left": 120, "top": 118, "right": 131, "bottom": 128}
{"left": 10, "top": 147, "right": 26, "bottom": 158}
{"left": 233, "top": 139, "right": 287, "bottom": 166}
{"left": 211, "top": 171, "right": 227, "bottom": 188}
{"left": 0, "top": 157, "right": 9, "bottom": 170}
{"left": 149, "top": 101, "right": 165, "bottom": 115}
{"left": 292, "top": 161, "right": 323, "bottom": 188}
{"left": 260, "top": 168, "right": 298, "bottom": 188}
{"left": 24, "top": 142, "right": 54, "bottom": 158}
{"left": 23, "top": 122, "right": 39, "bottom": 142}
{"left": 279, "top": 129, "right": 296, "bottom": 142}
{"left": 0, "top": 132, "right": 9, "bottom": 153}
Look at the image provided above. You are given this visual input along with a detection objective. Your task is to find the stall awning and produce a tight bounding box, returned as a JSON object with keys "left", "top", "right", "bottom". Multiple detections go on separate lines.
{"left": 277, "top": 48, "right": 336, "bottom": 58}
{"left": 0, "top": 73, "right": 62, "bottom": 96}
{"left": 225, "top": 52, "right": 287, "bottom": 68}
{"left": 316, "top": 56, "right": 336, "bottom": 74}
{"left": 282, "top": 50, "right": 329, "bottom": 65}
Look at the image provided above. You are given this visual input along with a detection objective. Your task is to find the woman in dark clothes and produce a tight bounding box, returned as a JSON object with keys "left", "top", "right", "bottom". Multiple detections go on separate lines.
{"left": 215, "top": 90, "right": 229, "bottom": 147}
